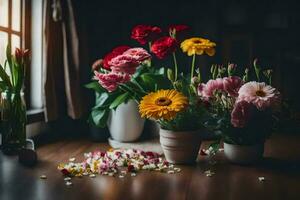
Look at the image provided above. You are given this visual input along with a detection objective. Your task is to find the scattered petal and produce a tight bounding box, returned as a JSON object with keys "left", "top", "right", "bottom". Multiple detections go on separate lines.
{"left": 40, "top": 175, "right": 47, "bottom": 179}
{"left": 65, "top": 181, "right": 73, "bottom": 186}
{"left": 69, "top": 157, "right": 76, "bottom": 162}
{"left": 64, "top": 177, "right": 72, "bottom": 181}
{"left": 258, "top": 177, "right": 265, "bottom": 182}
{"left": 89, "top": 174, "right": 96, "bottom": 178}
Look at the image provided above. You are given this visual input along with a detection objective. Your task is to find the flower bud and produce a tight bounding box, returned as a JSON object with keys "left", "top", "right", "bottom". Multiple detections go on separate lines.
{"left": 191, "top": 76, "right": 200, "bottom": 86}
{"left": 167, "top": 68, "right": 175, "bottom": 82}
{"left": 227, "top": 63, "right": 236, "bottom": 76}
{"left": 92, "top": 59, "right": 103, "bottom": 71}
{"left": 173, "top": 81, "right": 182, "bottom": 90}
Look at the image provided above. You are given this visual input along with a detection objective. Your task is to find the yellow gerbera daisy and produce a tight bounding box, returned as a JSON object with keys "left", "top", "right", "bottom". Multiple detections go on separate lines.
{"left": 180, "top": 37, "right": 216, "bottom": 56}
{"left": 139, "top": 89, "right": 188, "bottom": 121}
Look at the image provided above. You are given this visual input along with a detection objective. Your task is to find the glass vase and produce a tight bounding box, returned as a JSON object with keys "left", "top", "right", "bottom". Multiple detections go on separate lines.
{"left": 0, "top": 91, "right": 27, "bottom": 154}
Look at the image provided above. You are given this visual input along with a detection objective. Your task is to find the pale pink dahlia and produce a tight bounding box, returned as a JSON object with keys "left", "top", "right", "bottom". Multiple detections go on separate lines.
{"left": 238, "top": 81, "right": 280, "bottom": 110}
{"left": 231, "top": 100, "right": 254, "bottom": 128}
{"left": 198, "top": 78, "right": 224, "bottom": 99}
{"left": 94, "top": 71, "right": 130, "bottom": 92}
{"left": 223, "top": 76, "right": 243, "bottom": 97}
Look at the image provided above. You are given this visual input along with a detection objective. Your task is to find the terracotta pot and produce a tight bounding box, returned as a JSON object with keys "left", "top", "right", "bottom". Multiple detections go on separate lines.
{"left": 107, "top": 100, "right": 145, "bottom": 142}
{"left": 224, "top": 142, "right": 264, "bottom": 165}
{"left": 159, "top": 129, "right": 201, "bottom": 164}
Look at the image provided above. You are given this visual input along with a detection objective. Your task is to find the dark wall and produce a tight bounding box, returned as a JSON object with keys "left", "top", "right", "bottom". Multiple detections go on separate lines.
{"left": 80, "top": 0, "right": 300, "bottom": 111}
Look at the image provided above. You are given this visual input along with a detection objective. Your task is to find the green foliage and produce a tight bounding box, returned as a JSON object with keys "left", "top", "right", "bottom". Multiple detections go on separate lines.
{"left": 86, "top": 64, "right": 171, "bottom": 128}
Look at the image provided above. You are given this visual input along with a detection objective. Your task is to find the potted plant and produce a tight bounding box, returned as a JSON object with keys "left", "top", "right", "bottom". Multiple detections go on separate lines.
{"left": 0, "top": 45, "right": 29, "bottom": 154}
{"left": 201, "top": 60, "right": 280, "bottom": 164}
{"left": 86, "top": 32, "right": 171, "bottom": 142}
{"left": 138, "top": 25, "right": 215, "bottom": 164}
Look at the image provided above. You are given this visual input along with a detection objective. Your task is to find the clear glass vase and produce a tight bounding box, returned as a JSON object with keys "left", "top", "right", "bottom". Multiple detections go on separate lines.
{"left": 0, "top": 91, "right": 27, "bottom": 154}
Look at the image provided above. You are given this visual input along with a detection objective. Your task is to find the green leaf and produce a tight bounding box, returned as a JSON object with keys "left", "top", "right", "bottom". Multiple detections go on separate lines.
{"left": 85, "top": 81, "right": 105, "bottom": 93}
{"left": 0, "top": 64, "right": 12, "bottom": 89}
{"left": 140, "top": 73, "right": 170, "bottom": 91}
{"left": 91, "top": 108, "right": 110, "bottom": 127}
{"left": 109, "top": 92, "right": 129, "bottom": 109}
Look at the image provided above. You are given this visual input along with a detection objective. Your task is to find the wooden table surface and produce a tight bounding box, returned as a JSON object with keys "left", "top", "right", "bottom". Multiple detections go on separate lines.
{"left": 1, "top": 134, "right": 300, "bottom": 200}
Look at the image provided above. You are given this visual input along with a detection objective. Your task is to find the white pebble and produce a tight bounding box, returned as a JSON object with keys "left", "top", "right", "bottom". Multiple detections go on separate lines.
{"left": 258, "top": 177, "right": 265, "bottom": 182}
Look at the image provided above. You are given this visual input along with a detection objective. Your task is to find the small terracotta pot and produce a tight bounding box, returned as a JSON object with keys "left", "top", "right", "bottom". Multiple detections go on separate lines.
{"left": 159, "top": 129, "right": 201, "bottom": 164}
{"left": 224, "top": 142, "right": 264, "bottom": 165}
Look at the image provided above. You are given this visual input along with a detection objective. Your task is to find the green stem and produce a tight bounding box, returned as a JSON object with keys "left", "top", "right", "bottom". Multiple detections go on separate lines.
{"left": 172, "top": 52, "right": 178, "bottom": 81}
{"left": 191, "top": 54, "right": 196, "bottom": 80}
{"left": 148, "top": 42, "right": 152, "bottom": 67}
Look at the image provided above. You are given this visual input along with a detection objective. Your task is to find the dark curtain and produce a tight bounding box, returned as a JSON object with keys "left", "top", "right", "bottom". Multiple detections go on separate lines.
{"left": 43, "top": 0, "right": 90, "bottom": 122}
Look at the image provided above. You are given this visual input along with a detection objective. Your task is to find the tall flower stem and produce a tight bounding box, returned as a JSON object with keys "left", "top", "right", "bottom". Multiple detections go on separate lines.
{"left": 148, "top": 42, "right": 152, "bottom": 67}
{"left": 191, "top": 54, "right": 196, "bottom": 80}
{"left": 172, "top": 52, "right": 178, "bottom": 81}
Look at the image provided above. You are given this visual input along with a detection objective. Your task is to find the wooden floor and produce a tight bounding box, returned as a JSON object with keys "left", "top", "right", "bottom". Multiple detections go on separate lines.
{"left": 1, "top": 134, "right": 300, "bottom": 200}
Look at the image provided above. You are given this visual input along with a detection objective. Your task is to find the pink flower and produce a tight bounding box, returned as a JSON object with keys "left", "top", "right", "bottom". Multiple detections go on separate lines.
{"left": 223, "top": 76, "right": 243, "bottom": 97}
{"left": 198, "top": 78, "right": 224, "bottom": 99}
{"left": 109, "top": 55, "right": 139, "bottom": 75}
{"left": 94, "top": 71, "right": 130, "bottom": 92}
{"left": 238, "top": 81, "right": 280, "bottom": 110}
{"left": 109, "top": 48, "right": 151, "bottom": 75}
{"left": 123, "top": 47, "right": 151, "bottom": 62}
{"left": 231, "top": 100, "right": 254, "bottom": 128}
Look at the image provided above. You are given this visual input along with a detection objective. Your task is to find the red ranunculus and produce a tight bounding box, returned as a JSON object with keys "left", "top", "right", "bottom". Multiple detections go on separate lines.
{"left": 131, "top": 25, "right": 162, "bottom": 45}
{"left": 168, "top": 24, "right": 189, "bottom": 33}
{"left": 151, "top": 36, "right": 177, "bottom": 59}
{"left": 102, "top": 46, "right": 130, "bottom": 70}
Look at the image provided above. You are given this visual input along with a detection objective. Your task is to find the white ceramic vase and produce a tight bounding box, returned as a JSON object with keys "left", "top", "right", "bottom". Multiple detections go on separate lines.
{"left": 107, "top": 100, "right": 145, "bottom": 142}
{"left": 223, "top": 142, "right": 264, "bottom": 165}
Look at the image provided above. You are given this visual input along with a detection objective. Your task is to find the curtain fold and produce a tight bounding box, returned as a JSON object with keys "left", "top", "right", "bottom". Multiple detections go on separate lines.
{"left": 43, "top": 0, "right": 89, "bottom": 121}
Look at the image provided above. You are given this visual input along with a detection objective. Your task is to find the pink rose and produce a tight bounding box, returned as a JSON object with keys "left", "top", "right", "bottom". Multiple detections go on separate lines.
{"left": 231, "top": 100, "right": 254, "bottom": 128}
{"left": 198, "top": 78, "right": 224, "bottom": 99}
{"left": 94, "top": 71, "right": 131, "bottom": 92}
{"left": 223, "top": 76, "right": 243, "bottom": 97}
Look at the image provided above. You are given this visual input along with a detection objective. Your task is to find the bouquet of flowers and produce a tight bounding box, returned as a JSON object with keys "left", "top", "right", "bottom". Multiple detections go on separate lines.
{"left": 201, "top": 60, "right": 280, "bottom": 146}
{"left": 138, "top": 25, "right": 216, "bottom": 131}
{"left": 86, "top": 26, "right": 171, "bottom": 128}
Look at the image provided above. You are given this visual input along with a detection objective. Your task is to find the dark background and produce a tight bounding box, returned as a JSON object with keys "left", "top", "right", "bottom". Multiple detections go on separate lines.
{"left": 60, "top": 0, "right": 300, "bottom": 136}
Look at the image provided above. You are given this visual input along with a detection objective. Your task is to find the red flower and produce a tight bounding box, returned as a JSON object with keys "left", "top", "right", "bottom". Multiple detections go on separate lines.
{"left": 151, "top": 36, "right": 177, "bottom": 59}
{"left": 15, "top": 48, "right": 30, "bottom": 65}
{"left": 169, "top": 24, "right": 189, "bottom": 33}
{"left": 131, "top": 25, "right": 162, "bottom": 45}
{"left": 102, "top": 46, "right": 130, "bottom": 70}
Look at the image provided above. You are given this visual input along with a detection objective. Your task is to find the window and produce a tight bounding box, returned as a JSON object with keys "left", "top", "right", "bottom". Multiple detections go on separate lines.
{"left": 0, "top": 0, "right": 25, "bottom": 64}
{"left": 1, "top": 0, "right": 44, "bottom": 122}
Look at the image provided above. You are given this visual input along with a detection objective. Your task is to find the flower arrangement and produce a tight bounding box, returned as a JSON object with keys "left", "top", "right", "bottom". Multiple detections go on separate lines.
{"left": 138, "top": 25, "right": 216, "bottom": 131}
{"left": 0, "top": 45, "right": 29, "bottom": 152}
{"left": 86, "top": 44, "right": 170, "bottom": 128}
{"left": 201, "top": 60, "right": 280, "bottom": 146}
